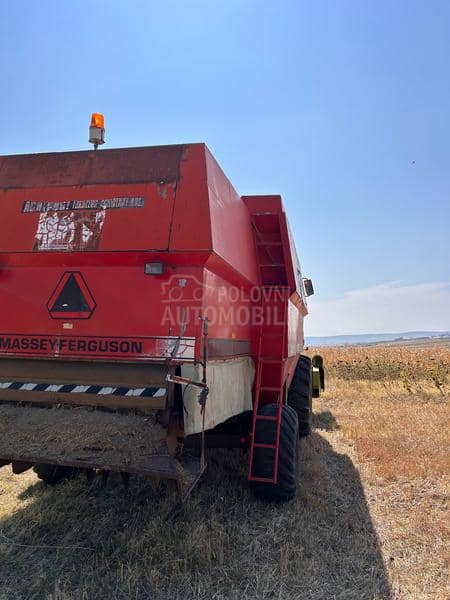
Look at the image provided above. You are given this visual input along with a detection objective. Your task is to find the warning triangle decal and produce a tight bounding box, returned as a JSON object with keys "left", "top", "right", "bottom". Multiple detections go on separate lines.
{"left": 51, "top": 274, "right": 90, "bottom": 312}
{"left": 47, "top": 272, "right": 96, "bottom": 319}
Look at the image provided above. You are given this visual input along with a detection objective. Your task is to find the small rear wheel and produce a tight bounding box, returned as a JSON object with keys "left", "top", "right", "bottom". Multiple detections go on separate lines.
{"left": 287, "top": 355, "right": 313, "bottom": 437}
{"left": 250, "top": 404, "right": 299, "bottom": 501}
{"left": 34, "top": 463, "right": 80, "bottom": 485}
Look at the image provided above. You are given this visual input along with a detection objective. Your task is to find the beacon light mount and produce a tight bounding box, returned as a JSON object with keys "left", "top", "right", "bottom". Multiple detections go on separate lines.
{"left": 89, "top": 113, "right": 105, "bottom": 150}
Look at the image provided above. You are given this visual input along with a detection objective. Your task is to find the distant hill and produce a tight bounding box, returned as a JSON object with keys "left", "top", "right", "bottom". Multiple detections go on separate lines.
{"left": 305, "top": 331, "right": 450, "bottom": 347}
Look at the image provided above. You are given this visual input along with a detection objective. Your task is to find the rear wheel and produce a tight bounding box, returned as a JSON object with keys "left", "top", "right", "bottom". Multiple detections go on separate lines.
{"left": 250, "top": 404, "right": 299, "bottom": 501}
{"left": 34, "top": 463, "right": 80, "bottom": 485}
{"left": 287, "top": 355, "right": 312, "bottom": 437}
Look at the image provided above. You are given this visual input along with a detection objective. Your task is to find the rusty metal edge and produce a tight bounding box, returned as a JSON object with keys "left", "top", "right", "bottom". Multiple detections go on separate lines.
{"left": 0, "top": 453, "right": 181, "bottom": 480}
{"left": 0, "top": 391, "right": 166, "bottom": 410}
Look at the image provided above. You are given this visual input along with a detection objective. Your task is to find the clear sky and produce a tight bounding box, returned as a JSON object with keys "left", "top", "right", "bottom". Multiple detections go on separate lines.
{"left": 1, "top": 1, "right": 449, "bottom": 335}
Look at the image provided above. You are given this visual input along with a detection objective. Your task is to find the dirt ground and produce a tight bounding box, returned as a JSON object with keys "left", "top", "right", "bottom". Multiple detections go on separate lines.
{"left": 0, "top": 359, "right": 448, "bottom": 599}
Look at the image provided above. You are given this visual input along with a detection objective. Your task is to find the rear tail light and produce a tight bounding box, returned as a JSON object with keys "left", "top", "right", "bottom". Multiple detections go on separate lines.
{"left": 144, "top": 262, "right": 164, "bottom": 275}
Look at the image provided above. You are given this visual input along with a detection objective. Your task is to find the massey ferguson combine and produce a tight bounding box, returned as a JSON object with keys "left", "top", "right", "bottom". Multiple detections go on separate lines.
{"left": 0, "top": 117, "right": 322, "bottom": 501}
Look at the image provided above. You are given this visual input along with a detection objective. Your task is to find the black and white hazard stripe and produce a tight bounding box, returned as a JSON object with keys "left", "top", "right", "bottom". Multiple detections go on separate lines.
{"left": 0, "top": 382, "right": 166, "bottom": 397}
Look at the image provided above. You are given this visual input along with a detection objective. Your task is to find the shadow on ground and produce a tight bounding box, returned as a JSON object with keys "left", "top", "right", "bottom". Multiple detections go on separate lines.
{"left": 0, "top": 424, "right": 391, "bottom": 600}
{"left": 313, "top": 410, "right": 340, "bottom": 431}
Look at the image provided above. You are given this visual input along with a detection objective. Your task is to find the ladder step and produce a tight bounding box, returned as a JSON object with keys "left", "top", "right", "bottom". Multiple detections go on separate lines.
{"left": 260, "top": 358, "right": 282, "bottom": 364}
{"left": 255, "top": 415, "right": 277, "bottom": 421}
{"left": 260, "top": 386, "right": 280, "bottom": 391}
{"left": 248, "top": 476, "right": 276, "bottom": 483}
{"left": 260, "top": 263, "right": 285, "bottom": 268}
{"left": 253, "top": 443, "right": 277, "bottom": 449}
{"left": 260, "top": 285, "right": 289, "bottom": 289}
{"left": 261, "top": 334, "right": 284, "bottom": 339}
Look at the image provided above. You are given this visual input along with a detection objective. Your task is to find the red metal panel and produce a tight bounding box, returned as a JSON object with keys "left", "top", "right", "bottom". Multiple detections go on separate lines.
{"left": 0, "top": 182, "right": 176, "bottom": 253}
{"left": 202, "top": 268, "right": 252, "bottom": 354}
{"left": 0, "top": 143, "right": 307, "bottom": 366}
{"left": 169, "top": 144, "right": 212, "bottom": 252}
{"left": 0, "top": 262, "right": 202, "bottom": 361}
{"left": 204, "top": 147, "right": 259, "bottom": 286}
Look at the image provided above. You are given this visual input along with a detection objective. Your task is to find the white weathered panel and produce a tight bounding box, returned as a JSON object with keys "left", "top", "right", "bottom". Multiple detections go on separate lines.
{"left": 181, "top": 356, "right": 255, "bottom": 436}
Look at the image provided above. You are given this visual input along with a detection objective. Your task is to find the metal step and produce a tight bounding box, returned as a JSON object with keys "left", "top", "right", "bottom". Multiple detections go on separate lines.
{"left": 253, "top": 443, "right": 276, "bottom": 449}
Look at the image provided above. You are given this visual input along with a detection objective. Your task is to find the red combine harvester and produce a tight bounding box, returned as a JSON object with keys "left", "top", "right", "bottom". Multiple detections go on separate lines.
{"left": 0, "top": 119, "right": 322, "bottom": 501}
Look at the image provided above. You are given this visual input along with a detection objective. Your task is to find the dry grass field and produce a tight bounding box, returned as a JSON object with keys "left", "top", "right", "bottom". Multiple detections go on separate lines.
{"left": 0, "top": 345, "right": 448, "bottom": 599}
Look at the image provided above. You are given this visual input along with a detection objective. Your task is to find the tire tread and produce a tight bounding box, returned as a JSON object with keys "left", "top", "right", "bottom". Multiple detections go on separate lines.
{"left": 250, "top": 404, "right": 299, "bottom": 501}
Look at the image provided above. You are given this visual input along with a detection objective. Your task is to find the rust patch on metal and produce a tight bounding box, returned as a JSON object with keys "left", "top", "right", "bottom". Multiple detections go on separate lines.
{"left": 207, "top": 338, "right": 251, "bottom": 359}
{"left": 0, "top": 358, "right": 168, "bottom": 387}
{"left": 157, "top": 183, "right": 168, "bottom": 200}
{"left": 0, "top": 358, "right": 169, "bottom": 410}
{"left": 0, "top": 145, "right": 186, "bottom": 189}
{"left": 0, "top": 389, "right": 166, "bottom": 411}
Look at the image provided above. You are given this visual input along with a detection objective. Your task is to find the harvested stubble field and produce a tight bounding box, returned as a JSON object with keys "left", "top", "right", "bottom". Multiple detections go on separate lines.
{"left": 0, "top": 346, "right": 448, "bottom": 600}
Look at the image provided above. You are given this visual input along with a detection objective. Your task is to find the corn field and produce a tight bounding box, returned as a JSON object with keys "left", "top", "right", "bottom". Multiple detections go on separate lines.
{"left": 310, "top": 345, "right": 450, "bottom": 397}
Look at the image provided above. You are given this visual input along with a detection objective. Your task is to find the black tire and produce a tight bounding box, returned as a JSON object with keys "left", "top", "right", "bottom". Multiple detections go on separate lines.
{"left": 250, "top": 404, "right": 299, "bottom": 501}
{"left": 287, "top": 355, "right": 312, "bottom": 437}
{"left": 34, "top": 463, "right": 80, "bottom": 485}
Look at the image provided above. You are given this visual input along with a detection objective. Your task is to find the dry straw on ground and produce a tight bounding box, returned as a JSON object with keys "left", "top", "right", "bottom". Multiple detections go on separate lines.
{"left": 0, "top": 345, "right": 448, "bottom": 599}
{"left": 0, "top": 404, "right": 166, "bottom": 469}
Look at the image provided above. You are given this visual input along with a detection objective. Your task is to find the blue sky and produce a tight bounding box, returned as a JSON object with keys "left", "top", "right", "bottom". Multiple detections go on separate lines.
{"left": 1, "top": 1, "right": 449, "bottom": 335}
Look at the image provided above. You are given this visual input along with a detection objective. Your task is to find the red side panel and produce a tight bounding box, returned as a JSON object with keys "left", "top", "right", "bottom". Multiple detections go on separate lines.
{"left": 170, "top": 145, "right": 259, "bottom": 286}
{"left": 202, "top": 268, "right": 253, "bottom": 358}
{"left": 0, "top": 145, "right": 186, "bottom": 253}
{"left": 0, "top": 183, "right": 176, "bottom": 253}
{"left": 204, "top": 148, "right": 259, "bottom": 285}
{"left": 169, "top": 144, "right": 211, "bottom": 251}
